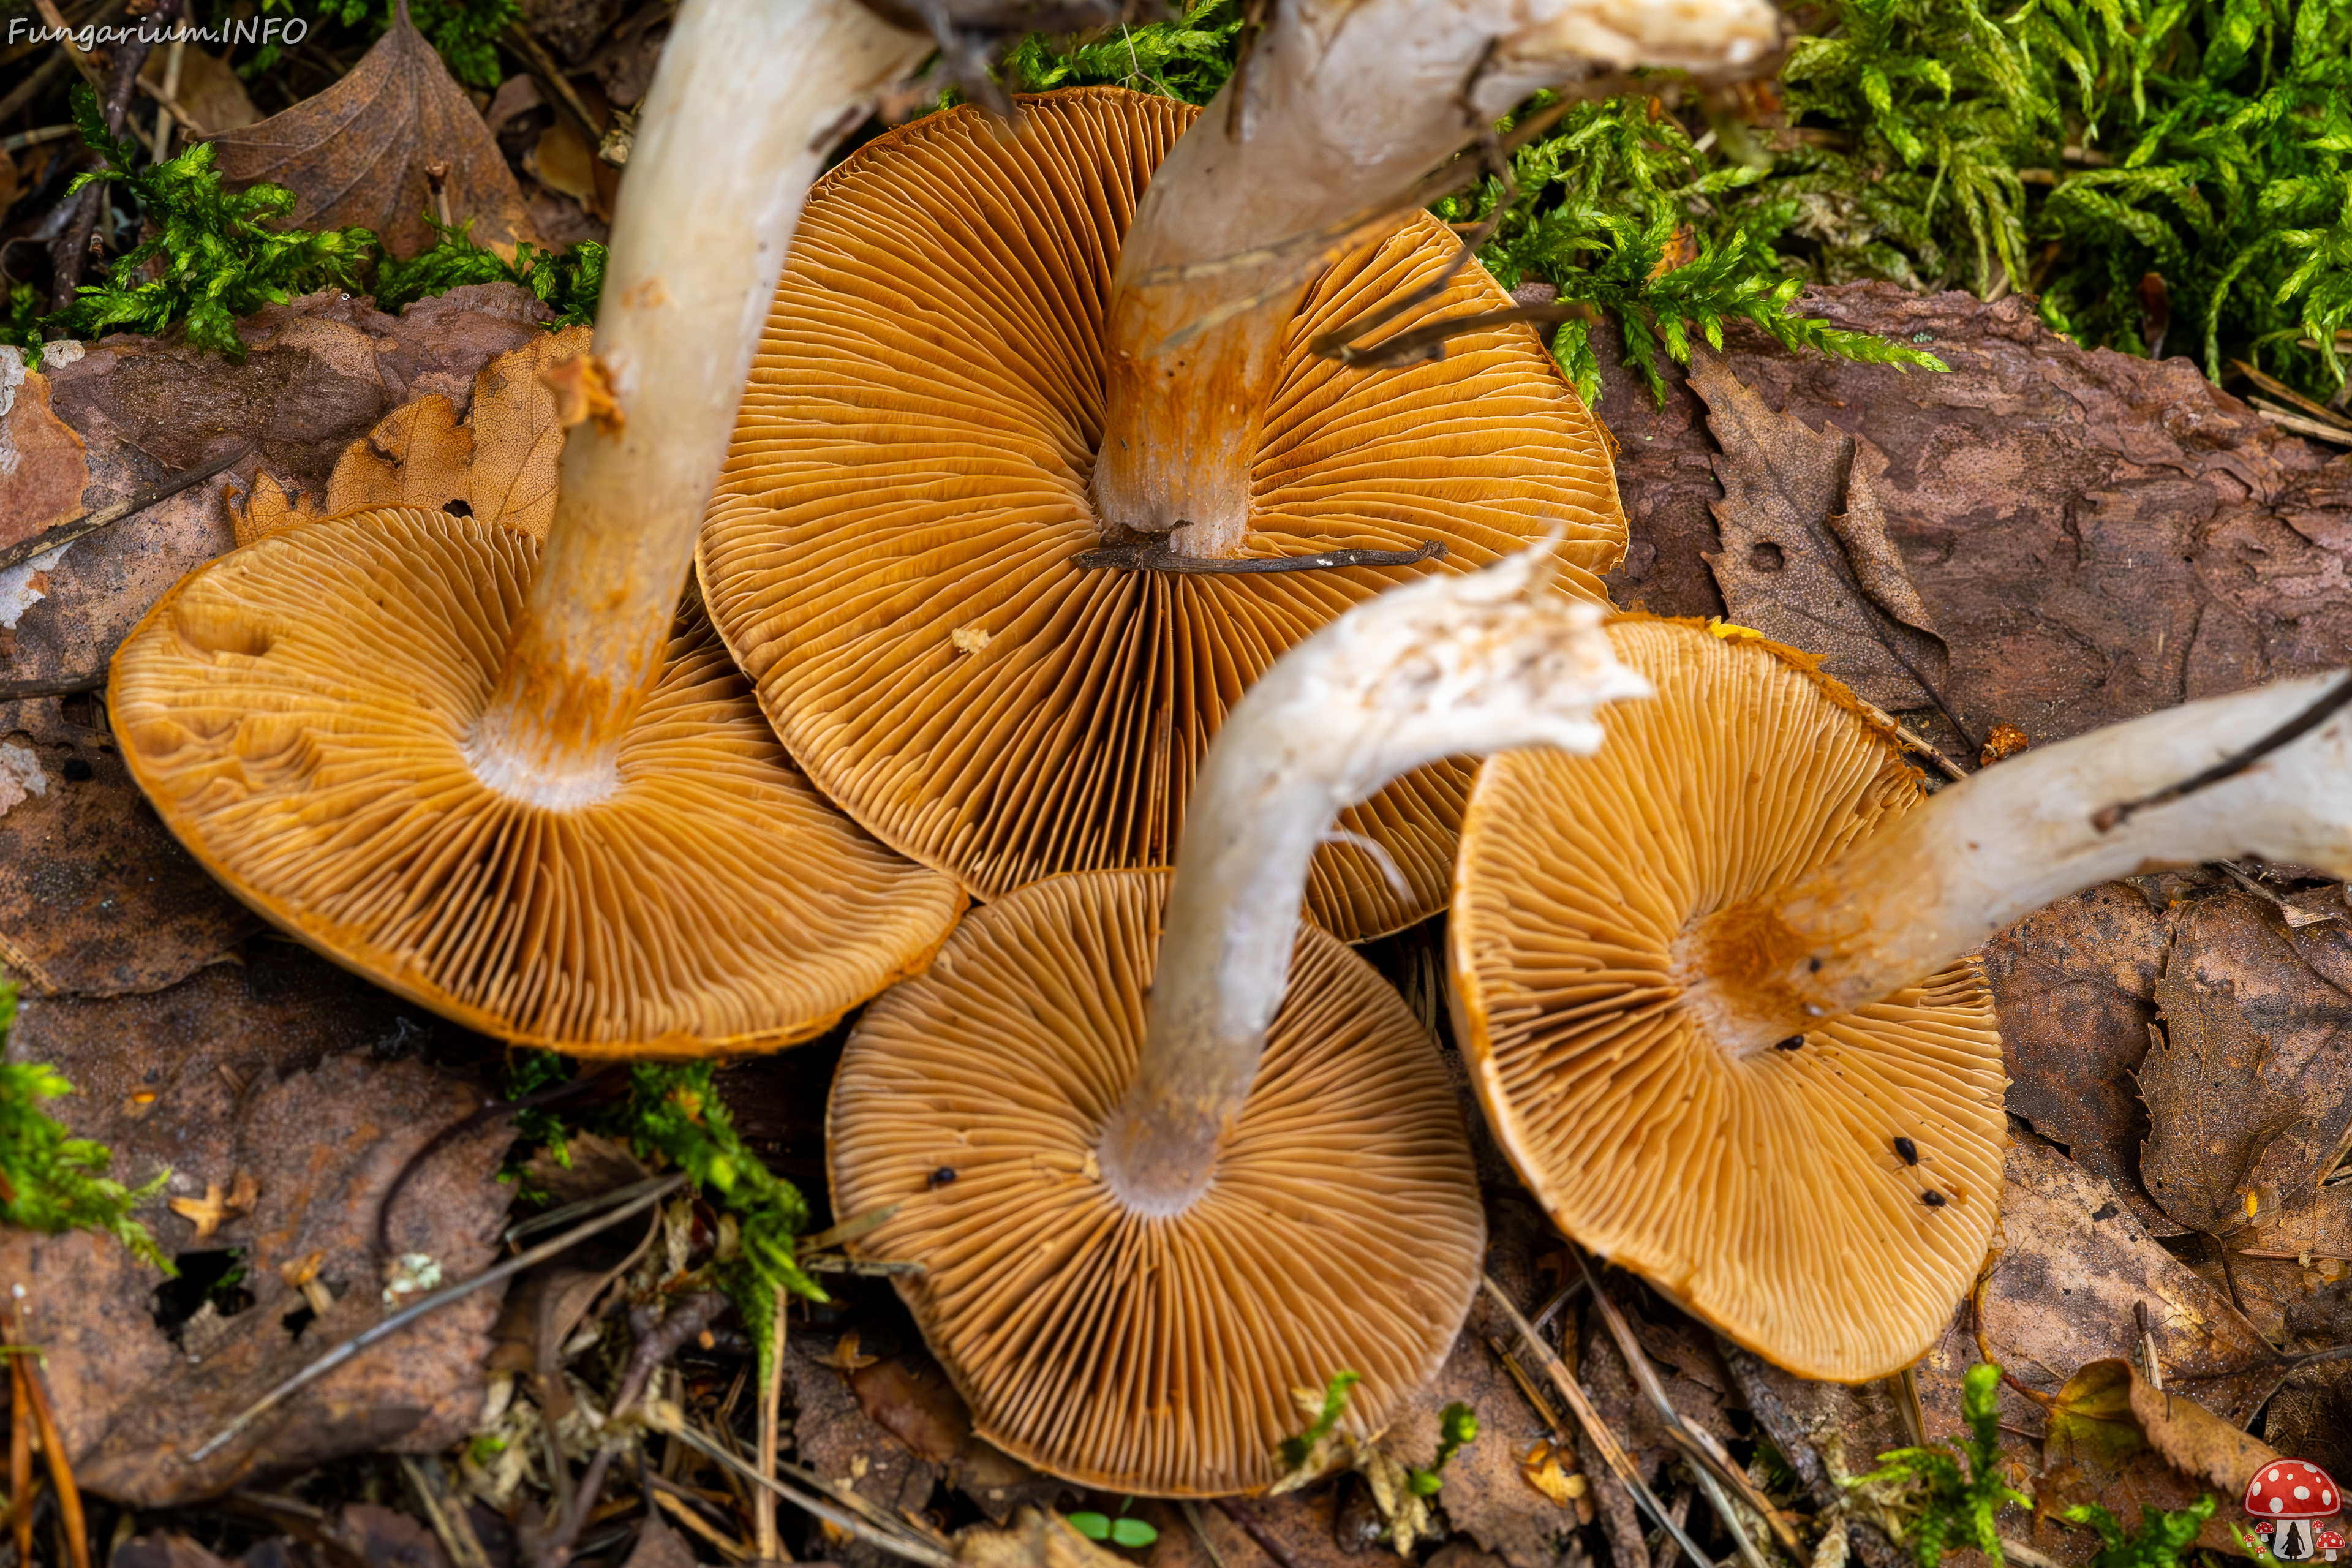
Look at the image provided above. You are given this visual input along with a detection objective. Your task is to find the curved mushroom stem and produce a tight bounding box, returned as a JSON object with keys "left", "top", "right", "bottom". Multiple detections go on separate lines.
{"left": 467, "top": 0, "right": 929, "bottom": 805}
{"left": 1676, "top": 673, "right": 2352, "bottom": 1057}
{"left": 1095, "top": 548, "right": 1653, "bottom": 1215}
{"left": 1092, "top": 0, "right": 1779, "bottom": 558}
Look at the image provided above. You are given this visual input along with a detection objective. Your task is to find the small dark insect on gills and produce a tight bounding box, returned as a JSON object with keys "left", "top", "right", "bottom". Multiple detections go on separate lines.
{"left": 1893, "top": 1136, "right": 1920, "bottom": 1165}
{"left": 928, "top": 1166, "right": 959, "bottom": 1188}
{"left": 1773, "top": 1036, "right": 1804, "bottom": 1051}
{"left": 1808, "top": 956, "right": 1823, "bottom": 973}
{"left": 1920, "top": 1189, "right": 1947, "bottom": 1207}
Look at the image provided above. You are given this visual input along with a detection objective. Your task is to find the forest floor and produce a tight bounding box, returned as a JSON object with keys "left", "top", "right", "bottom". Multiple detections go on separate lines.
{"left": 6, "top": 3, "right": 2352, "bottom": 1565}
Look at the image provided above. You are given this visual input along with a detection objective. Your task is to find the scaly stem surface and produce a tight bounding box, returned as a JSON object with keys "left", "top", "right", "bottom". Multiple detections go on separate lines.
{"left": 1675, "top": 674, "right": 2352, "bottom": 1055}
{"left": 469, "top": 0, "right": 928, "bottom": 805}
{"left": 1095, "top": 550, "right": 1652, "bottom": 1213}
{"left": 1093, "top": 0, "right": 1779, "bottom": 557}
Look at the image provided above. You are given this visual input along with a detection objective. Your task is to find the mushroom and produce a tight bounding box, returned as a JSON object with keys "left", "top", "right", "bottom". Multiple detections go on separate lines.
{"left": 700, "top": 87, "right": 1628, "bottom": 942}
{"left": 2317, "top": 1528, "right": 2343, "bottom": 1562}
{"left": 105, "top": 0, "right": 966, "bottom": 1056}
{"left": 827, "top": 546, "right": 1651, "bottom": 1494}
{"left": 2248, "top": 1461, "right": 2343, "bottom": 1561}
{"left": 1452, "top": 617, "right": 2352, "bottom": 1378}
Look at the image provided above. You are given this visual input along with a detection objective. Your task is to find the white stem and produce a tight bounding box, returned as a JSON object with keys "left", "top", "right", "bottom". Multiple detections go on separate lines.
{"left": 1095, "top": 546, "right": 1654, "bottom": 1214}
{"left": 468, "top": 0, "right": 928, "bottom": 804}
{"left": 1095, "top": 0, "right": 1781, "bottom": 554}
{"left": 1678, "top": 674, "right": 2352, "bottom": 1055}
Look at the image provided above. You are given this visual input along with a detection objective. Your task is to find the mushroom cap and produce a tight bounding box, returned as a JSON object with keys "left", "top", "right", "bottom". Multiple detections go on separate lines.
{"left": 2251, "top": 1463, "right": 2343, "bottom": 1519}
{"left": 699, "top": 87, "right": 1627, "bottom": 944}
{"left": 827, "top": 867, "right": 1484, "bottom": 1495}
{"left": 110, "top": 508, "right": 965, "bottom": 1057}
{"left": 1449, "top": 617, "right": 2006, "bottom": 1381}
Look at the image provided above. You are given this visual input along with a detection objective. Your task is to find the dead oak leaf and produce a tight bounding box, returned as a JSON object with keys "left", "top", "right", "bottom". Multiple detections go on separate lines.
{"left": 323, "top": 326, "right": 590, "bottom": 538}
{"left": 2030, "top": 1360, "right": 2274, "bottom": 1561}
{"left": 1687, "top": 350, "right": 1958, "bottom": 725}
{"left": 2138, "top": 935, "right": 2305, "bottom": 1238}
{"left": 206, "top": 0, "right": 540, "bottom": 262}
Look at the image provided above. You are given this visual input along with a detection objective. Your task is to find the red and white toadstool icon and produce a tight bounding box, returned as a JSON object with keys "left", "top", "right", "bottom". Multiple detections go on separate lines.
{"left": 2317, "top": 1528, "right": 2345, "bottom": 1562}
{"left": 2247, "top": 1461, "right": 2343, "bottom": 1561}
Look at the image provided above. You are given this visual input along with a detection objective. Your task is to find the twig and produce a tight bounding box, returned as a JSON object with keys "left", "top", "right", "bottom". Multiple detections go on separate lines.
{"left": 0, "top": 440, "right": 254, "bottom": 576}
{"left": 4, "top": 1310, "right": 88, "bottom": 1568}
{"left": 1893, "top": 1366, "right": 1928, "bottom": 1448}
{"left": 2250, "top": 401, "right": 2352, "bottom": 447}
{"left": 1074, "top": 538, "right": 1446, "bottom": 575}
{"left": 501, "top": 23, "right": 604, "bottom": 145}
{"left": 2092, "top": 674, "right": 2352, "bottom": 832}
{"left": 646, "top": 1407, "right": 961, "bottom": 1568}
{"left": 0, "top": 126, "right": 76, "bottom": 154}
{"left": 2230, "top": 359, "right": 2352, "bottom": 432}
{"left": 2135, "top": 1302, "right": 2164, "bottom": 1395}
{"left": 9, "top": 1351, "right": 33, "bottom": 1568}
{"left": 1213, "top": 1499, "right": 1303, "bottom": 1568}
{"left": 538, "top": 1293, "right": 729, "bottom": 1568}
{"left": 377, "top": 1067, "right": 622, "bottom": 1256}
{"left": 189, "top": 1174, "right": 688, "bottom": 1464}
{"left": 1180, "top": 1501, "right": 1229, "bottom": 1568}
{"left": 756, "top": 1287, "right": 785, "bottom": 1564}
{"left": 652, "top": 1487, "right": 753, "bottom": 1562}
{"left": 0, "top": 51, "right": 73, "bottom": 127}
{"left": 1575, "top": 1252, "right": 1792, "bottom": 1565}
{"left": 26, "top": 0, "right": 103, "bottom": 91}
{"left": 1480, "top": 1275, "right": 1715, "bottom": 1568}
{"left": 400, "top": 1455, "right": 492, "bottom": 1568}
{"left": 2166, "top": 1338, "right": 2352, "bottom": 1382}
{"left": 0, "top": 671, "right": 104, "bottom": 701}
{"left": 1999, "top": 1537, "right": 2067, "bottom": 1568}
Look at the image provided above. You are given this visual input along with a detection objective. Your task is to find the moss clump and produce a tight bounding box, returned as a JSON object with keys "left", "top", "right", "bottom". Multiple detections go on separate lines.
{"left": 0, "top": 984, "right": 173, "bottom": 1272}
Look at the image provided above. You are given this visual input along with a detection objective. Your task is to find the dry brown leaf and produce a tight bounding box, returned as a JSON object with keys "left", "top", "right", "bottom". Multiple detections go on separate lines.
{"left": 2032, "top": 1360, "right": 2272, "bottom": 1560}
{"left": 957, "top": 1511, "right": 1131, "bottom": 1568}
{"left": 0, "top": 735, "right": 262, "bottom": 996}
{"left": 1920, "top": 1135, "right": 2280, "bottom": 1436}
{"left": 1687, "top": 349, "right": 1956, "bottom": 720}
{"left": 206, "top": 2, "right": 540, "bottom": 260}
{"left": 2139, "top": 937, "right": 2305, "bottom": 1237}
{"left": 227, "top": 471, "right": 321, "bottom": 547}
{"left": 486, "top": 1132, "right": 655, "bottom": 1417}
{"left": 526, "top": 118, "right": 607, "bottom": 219}
{"left": 540, "top": 346, "right": 618, "bottom": 437}
{"left": 140, "top": 47, "right": 258, "bottom": 137}
{"left": 1, "top": 357, "right": 91, "bottom": 551}
{"left": 324, "top": 326, "right": 589, "bottom": 537}
{"left": 4, "top": 946, "right": 510, "bottom": 1504}
{"left": 1989, "top": 884, "right": 2176, "bottom": 1233}
{"left": 620, "top": 1515, "right": 696, "bottom": 1568}
{"left": 849, "top": 1350, "right": 1063, "bottom": 1524}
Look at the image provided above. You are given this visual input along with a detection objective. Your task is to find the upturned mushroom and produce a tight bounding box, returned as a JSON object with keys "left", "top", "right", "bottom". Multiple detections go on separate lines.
{"left": 105, "top": 0, "right": 966, "bottom": 1056}
{"left": 701, "top": 0, "right": 1779, "bottom": 941}
{"left": 827, "top": 546, "right": 1652, "bottom": 1495}
{"left": 1452, "top": 617, "right": 2352, "bottom": 1379}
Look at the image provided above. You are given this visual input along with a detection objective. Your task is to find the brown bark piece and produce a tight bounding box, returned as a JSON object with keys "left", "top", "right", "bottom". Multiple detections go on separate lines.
{"left": 0, "top": 360, "right": 89, "bottom": 551}
{"left": 206, "top": 5, "right": 540, "bottom": 261}
{"left": 790, "top": 1336, "right": 945, "bottom": 1568}
{"left": 1599, "top": 284, "right": 2352, "bottom": 755}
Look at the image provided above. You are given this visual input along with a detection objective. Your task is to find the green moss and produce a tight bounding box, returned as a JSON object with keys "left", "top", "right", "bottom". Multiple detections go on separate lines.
{"left": 0, "top": 984, "right": 173, "bottom": 1273}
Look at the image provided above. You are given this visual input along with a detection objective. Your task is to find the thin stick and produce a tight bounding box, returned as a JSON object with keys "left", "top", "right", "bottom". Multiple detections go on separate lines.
{"left": 1575, "top": 1253, "right": 1789, "bottom": 1566}
{"left": 12, "top": 1338, "right": 89, "bottom": 1568}
{"left": 189, "top": 1174, "right": 688, "bottom": 1464}
{"left": 1213, "top": 1499, "right": 1303, "bottom": 1568}
{"left": 0, "top": 441, "right": 253, "bottom": 575}
{"left": 1180, "top": 1501, "right": 1229, "bottom": 1568}
{"left": 2135, "top": 1302, "right": 2165, "bottom": 1395}
{"left": 1480, "top": 1276, "right": 1714, "bottom": 1568}
{"left": 9, "top": 1352, "right": 31, "bottom": 1568}
{"left": 1074, "top": 539, "right": 1446, "bottom": 575}
{"left": 646, "top": 1409, "right": 959, "bottom": 1568}
{"left": 2093, "top": 674, "right": 2352, "bottom": 832}
{"left": 756, "top": 1287, "right": 786, "bottom": 1563}
{"left": 399, "top": 1456, "right": 492, "bottom": 1568}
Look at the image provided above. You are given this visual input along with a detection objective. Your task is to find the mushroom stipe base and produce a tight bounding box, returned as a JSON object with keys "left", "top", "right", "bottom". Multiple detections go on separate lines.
{"left": 110, "top": 508, "right": 965, "bottom": 1058}
{"left": 697, "top": 88, "right": 1630, "bottom": 944}
{"left": 827, "top": 867, "right": 1485, "bottom": 1497}
{"left": 1452, "top": 618, "right": 2008, "bottom": 1382}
